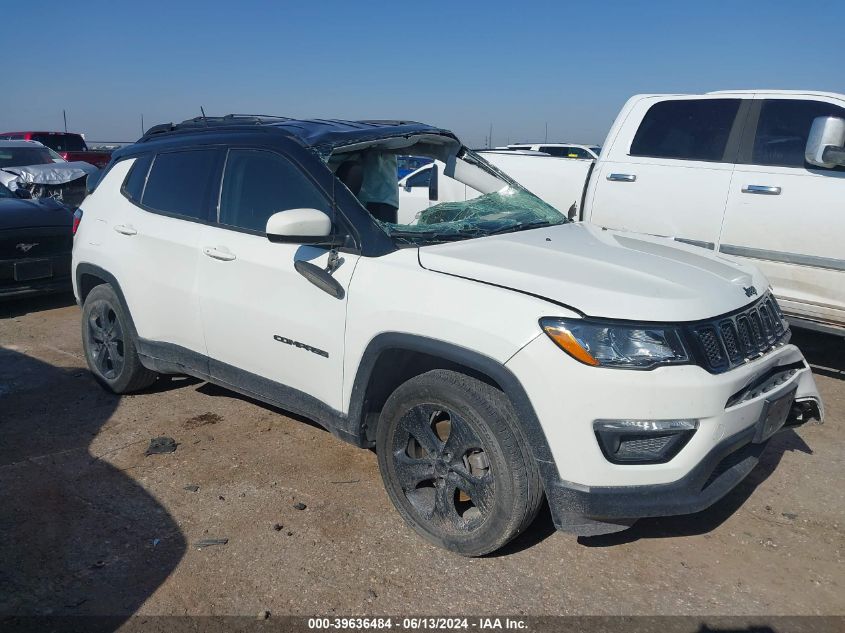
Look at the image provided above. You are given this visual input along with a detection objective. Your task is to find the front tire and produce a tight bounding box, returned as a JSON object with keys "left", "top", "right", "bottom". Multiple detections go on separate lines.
{"left": 376, "top": 370, "right": 542, "bottom": 556}
{"left": 81, "top": 284, "right": 157, "bottom": 393}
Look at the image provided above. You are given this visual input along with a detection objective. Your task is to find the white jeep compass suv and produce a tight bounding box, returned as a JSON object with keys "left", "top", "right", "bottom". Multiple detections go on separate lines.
{"left": 72, "top": 115, "right": 823, "bottom": 556}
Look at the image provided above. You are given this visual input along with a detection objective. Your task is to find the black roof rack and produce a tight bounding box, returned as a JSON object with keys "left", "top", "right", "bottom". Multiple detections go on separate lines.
{"left": 122, "top": 116, "right": 458, "bottom": 158}
{"left": 142, "top": 114, "right": 293, "bottom": 138}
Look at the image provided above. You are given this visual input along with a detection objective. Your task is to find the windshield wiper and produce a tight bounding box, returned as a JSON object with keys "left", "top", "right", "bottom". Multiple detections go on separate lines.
{"left": 387, "top": 229, "right": 470, "bottom": 242}
{"left": 481, "top": 220, "right": 564, "bottom": 237}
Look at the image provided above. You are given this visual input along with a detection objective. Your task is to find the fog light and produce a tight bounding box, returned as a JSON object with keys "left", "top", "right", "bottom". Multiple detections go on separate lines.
{"left": 594, "top": 419, "right": 698, "bottom": 464}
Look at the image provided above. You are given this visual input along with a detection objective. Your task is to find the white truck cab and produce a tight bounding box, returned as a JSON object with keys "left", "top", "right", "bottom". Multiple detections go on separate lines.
{"left": 584, "top": 90, "right": 845, "bottom": 335}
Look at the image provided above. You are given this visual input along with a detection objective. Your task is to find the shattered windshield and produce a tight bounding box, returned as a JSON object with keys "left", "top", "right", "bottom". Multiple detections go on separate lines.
{"left": 387, "top": 149, "right": 565, "bottom": 244}
{"left": 329, "top": 142, "right": 567, "bottom": 245}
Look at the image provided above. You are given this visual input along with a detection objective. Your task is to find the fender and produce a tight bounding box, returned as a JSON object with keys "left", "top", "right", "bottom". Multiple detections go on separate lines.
{"left": 348, "top": 332, "right": 559, "bottom": 477}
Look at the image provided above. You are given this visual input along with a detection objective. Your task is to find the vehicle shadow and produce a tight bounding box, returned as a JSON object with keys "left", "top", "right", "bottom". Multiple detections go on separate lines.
{"left": 577, "top": 428, "right": 811, "bottom": 547}
{"left": 0, "top": 292, "right": 77, "bottom": 319}
{"left": 0, "top": 347, "right": 186, "bottom": 629}
{"left": 790, "top": 328, "right": 844, "bottom": 381}
{"left": 195, "top": 381, "right": 334, "bottom": 434}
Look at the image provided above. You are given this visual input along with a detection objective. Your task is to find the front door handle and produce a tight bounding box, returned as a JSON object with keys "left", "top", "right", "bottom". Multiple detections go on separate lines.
{"left": 607, "top": 173, "right": 636, "bottom": 182}
{"left": 113, "top": 224, "right": 137, "bottom": 236}
{"left": 742, "top": 185, "right": 781, "bottom": 195}
{"left": 203, "top": 246, "right": 237, "bottom": 262}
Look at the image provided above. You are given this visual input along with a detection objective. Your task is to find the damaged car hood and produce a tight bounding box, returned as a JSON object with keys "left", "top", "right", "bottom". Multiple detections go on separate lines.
{"left": 0, "top": 161, "right": 98, "bottom": 187}
{"left": 417, "top": 223, "right": 769, "bottom": 322}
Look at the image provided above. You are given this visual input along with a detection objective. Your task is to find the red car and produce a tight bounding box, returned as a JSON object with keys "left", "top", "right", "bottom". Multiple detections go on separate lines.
{"left": 0, "top": 131, "right": 112, "bottom": 168}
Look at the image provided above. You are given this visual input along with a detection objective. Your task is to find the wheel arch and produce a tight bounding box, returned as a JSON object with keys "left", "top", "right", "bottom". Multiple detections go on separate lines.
{"left": 75, "top": 263, "right": 139, "bottom": 338}
{"left": 349, "top": 333, "right": 555, "bottom": 467}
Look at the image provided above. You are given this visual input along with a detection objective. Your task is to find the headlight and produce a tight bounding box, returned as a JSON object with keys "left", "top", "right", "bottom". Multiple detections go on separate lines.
{"left": 540, "top": 318, "right": 690, "bottom": 369}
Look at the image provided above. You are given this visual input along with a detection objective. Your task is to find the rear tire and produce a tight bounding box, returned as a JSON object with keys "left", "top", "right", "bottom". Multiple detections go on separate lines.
{"left": 376, "top": 369, "right": 543, "bottom": 556}
{"left": 81, "top": 284, "right": 157, "bottom": 393}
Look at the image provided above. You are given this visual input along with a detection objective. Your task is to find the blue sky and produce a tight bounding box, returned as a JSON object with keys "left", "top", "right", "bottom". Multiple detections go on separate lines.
{"left": 3, "top": 1, "right": 843, "bottom": 147}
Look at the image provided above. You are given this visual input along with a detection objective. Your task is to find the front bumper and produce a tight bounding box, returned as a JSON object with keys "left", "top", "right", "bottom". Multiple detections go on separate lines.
{"left": 506, "top": 335, "right": 823, "bottom": 535}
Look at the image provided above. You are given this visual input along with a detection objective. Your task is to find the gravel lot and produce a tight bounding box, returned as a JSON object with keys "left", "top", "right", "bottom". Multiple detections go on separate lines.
{"left": 1, "top": 294, "right": 843, "bottom": 622}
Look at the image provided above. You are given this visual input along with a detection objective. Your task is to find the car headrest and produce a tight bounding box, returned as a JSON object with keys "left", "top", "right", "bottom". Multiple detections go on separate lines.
{"left": 335, "top": 160, "right": 363, "bottom": 197}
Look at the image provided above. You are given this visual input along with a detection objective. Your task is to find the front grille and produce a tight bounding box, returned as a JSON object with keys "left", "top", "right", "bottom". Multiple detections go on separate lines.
{"left": 688, "top": 293, "right": 789, "bottom": 373}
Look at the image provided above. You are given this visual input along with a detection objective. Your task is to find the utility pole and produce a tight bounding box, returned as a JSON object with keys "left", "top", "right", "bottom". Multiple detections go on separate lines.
{"left": 488, "top": 123, "right": 493, "bottom": 148}
{"left": 63, "top": 110, "right": 68, "bottom": 133}
{"left": 141, "top": 114, "right": 145, "bottom": 136}
{"left": 545, "top": 122, "right": 548, "bottom": 143}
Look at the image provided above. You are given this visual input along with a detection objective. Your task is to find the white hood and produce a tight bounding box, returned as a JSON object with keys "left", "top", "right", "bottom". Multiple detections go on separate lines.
{"left": 417, "top": 223, "right": 769, "bottom": 322}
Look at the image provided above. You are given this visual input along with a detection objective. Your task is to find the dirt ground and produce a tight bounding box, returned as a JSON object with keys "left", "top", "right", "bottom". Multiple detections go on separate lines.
{"left": 1, "top": 294, "right": 843, "bottom": 622}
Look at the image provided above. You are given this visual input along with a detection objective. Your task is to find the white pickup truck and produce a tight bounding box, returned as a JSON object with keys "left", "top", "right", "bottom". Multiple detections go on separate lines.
{"left": 399, "top": 90, "right": 845, "bottom": 336}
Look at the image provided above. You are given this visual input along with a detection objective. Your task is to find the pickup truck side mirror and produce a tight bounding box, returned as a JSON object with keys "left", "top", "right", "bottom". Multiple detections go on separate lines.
{"left": 805, "top": 116, "right": 845, "bottom": 168}
{"left": 266, "top": 208, "right": 340, "bottom": 246}
{"left": 428, "top": 165, "right": 439, "bottom": 201}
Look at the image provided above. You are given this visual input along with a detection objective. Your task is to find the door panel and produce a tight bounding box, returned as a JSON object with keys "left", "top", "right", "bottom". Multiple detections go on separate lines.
{"left": 198, "top": 228, "right": 358, "bottom": 411}
{"left": 589, "top": 97, "right": 745, "bottom": 246}
{"left": 720, "top": 97, "right": 845, "bottom": 325}
{"left": 111, "top": 152, "right": 215, "bottom": 355}
{"left": 720, "top": 164, "right": 845, "bottom": 323}
{"left": 590, "top": 159, "right": 733, "bottom": 246}
{"left": 197, "top": 146, "right": 357, "bottom": 412}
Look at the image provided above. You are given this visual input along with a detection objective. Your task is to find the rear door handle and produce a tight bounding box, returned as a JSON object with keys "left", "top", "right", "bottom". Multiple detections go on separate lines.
{"left": 203, "top": 246, "right": 237, "bottom": 262}
{"left": 113, "top": 224, "right": 137, "bottom": 236}
{"left": 607, "top": 173, "right": 636, "bottom": 182}
{"left": 742, "top": 185, "right": 781, "bottom": 195}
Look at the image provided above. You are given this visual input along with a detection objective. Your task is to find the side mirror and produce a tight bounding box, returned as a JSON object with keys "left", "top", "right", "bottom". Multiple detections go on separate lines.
{"left": 806, "top": 116, "right": 845, "bottom": 168}
{"left": 15, "top": 188, "right": 33, "bottom": 199}
{"left": 428, "top": 165, "right": 439, "bottom": 201}
{"left": 266, "top": 208, "right": 336, "bottom": 246}
{"left": 403, "top": 181, "right": 412, "bottom": 192}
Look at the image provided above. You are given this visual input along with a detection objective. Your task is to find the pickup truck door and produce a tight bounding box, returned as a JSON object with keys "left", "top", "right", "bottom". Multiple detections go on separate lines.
{"left": 196, "top": 146, "right": 358, "bottom": 413}
{"left": 587, "top": 97, "right": 747, "bottom": 250}
{"left": 397, "top": 165, "right": 434, "bottom": 224}
{"left": 719, "top": 97, "right": 845, "bottom": 327}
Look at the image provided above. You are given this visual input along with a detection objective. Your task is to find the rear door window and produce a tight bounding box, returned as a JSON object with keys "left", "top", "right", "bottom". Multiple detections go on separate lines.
{"left": 750, "top": 99, "right": 845, "bottom": 170}
{"left": 142, "top": 149, "right": 220, "bottom": 220}
{"left": 630, "top": 99, "right": 741, "bottom": 161}
{"left": 218, "top": 149, "right": 330, "bottom": 233}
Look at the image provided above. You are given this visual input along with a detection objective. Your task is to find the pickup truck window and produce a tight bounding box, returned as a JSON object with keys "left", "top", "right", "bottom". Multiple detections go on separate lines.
{"left": 218, "top": 149, "right": 330, "bottom": 233}
{"left": 142, "top": 149, "right": 219, "bottom": 220}
{"left": 630, "top": 99, "right": 741, "bottom": 162}
{"left": 31, "top": 133, "right": 87, "bottom": 153}
{"left": 405, "top": 167, "right": 432, "bottom": 188}
{"left": 752, "top": 99, "right": 845, "bottom": 170}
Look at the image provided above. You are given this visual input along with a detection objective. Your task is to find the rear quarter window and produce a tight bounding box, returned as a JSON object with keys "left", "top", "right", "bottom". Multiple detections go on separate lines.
{"left": 141, "top": 149, "right": 220, "bottom": 220}
{"left": 630, "top": 99, "right": 741, "bottom": 162}
{"left": 120, "top": 155, "right": 153, "bottom": 202}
